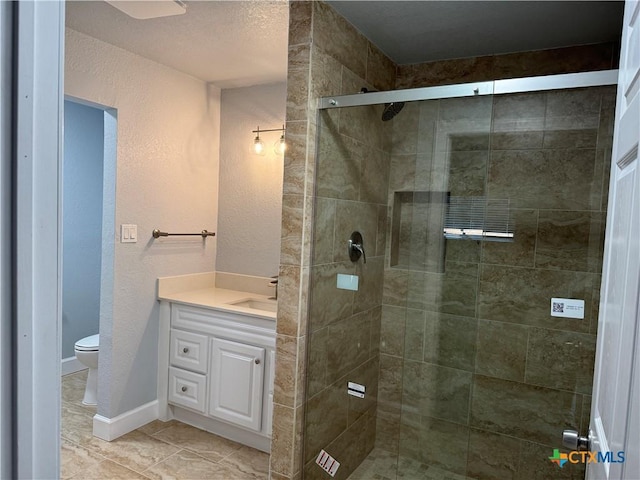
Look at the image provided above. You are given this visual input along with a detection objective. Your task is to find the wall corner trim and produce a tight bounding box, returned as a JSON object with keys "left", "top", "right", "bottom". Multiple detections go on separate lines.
{"left": 93, "top": 400, "right": 159, "bottom": 441}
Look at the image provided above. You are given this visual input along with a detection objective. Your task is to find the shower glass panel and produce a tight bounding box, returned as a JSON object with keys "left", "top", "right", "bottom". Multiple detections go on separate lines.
{"left": 304, "top": 80, "right": 615, "bottom": 480}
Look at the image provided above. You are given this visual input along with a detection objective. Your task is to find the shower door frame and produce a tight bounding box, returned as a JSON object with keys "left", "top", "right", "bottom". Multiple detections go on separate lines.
{"left": 318, "top": 70, "right": 618, "bottom": 109}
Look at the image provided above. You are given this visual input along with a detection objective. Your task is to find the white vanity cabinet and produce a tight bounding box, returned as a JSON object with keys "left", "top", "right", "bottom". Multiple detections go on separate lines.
{"left": 158, "top": 300, "right": 276, "bottom": 453}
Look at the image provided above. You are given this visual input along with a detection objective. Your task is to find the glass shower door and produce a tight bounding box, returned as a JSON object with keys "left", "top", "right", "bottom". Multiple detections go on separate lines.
{"left": 386, "top": 86, "right": 612, "bottom": 480}
{"left": 378, "top": 94, "right": 496, "bottom": 480}
{"left": 304, "top": 82, "right": 615, "bottom": 480}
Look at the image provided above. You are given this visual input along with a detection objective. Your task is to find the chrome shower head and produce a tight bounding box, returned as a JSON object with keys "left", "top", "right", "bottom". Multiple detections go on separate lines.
{"left": 360, "top": 87, "right": 405, "bottom": 121}
{"left": 382, "top": 102, "right": 405, "bottom": 121}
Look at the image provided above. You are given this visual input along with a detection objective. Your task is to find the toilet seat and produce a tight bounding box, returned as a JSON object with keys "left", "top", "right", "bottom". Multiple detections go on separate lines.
{"left": 75, "top": 334, "right": 99, "bottom": 352}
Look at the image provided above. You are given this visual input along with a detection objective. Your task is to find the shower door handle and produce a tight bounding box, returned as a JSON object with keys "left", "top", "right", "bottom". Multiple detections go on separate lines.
{"left": 562, "top": 429, "right": 590, "bottom": 451}
{"left": 348, "top": 231, "right": 366, "bottom": 263}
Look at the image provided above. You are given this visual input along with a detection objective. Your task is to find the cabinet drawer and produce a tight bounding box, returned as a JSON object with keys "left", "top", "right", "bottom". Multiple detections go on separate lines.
{"left": 170, "top": 329, "right": 208, "bottom": 373}
{"left": 168, "top": 367, "right": 206, "bottom": 413}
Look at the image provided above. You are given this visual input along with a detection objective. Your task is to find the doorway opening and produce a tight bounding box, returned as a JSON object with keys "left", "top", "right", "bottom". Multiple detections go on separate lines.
{"left": 61, "top": 97, "right": 116, "bottom": 433}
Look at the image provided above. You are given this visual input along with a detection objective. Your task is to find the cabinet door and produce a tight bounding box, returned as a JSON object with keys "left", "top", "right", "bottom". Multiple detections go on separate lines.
{"left": 209, "top": 337, "right": 265, "bottom": 432}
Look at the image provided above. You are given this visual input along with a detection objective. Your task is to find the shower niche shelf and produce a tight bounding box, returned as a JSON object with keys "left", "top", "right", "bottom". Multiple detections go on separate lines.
{"left": 390, "top": 191, "right": 515, "bottom": 272}
{"left": 390, "top": 190, "right": 448, "bottom": 273}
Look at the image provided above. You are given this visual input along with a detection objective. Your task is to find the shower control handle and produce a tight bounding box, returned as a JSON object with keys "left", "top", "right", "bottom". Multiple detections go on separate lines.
{"left": 348, "top": 231, "right": 366, "bottom": 264}
{"left": 352, "top": 243, "right": 366, "bottom": 263}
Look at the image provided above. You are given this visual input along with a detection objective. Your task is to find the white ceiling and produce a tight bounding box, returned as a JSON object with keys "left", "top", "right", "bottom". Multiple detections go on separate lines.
{"left": 328, "top": 1, "right": 624, "bottom": 65}
{"left": 65, "top": 0, "right": 290, "bottom": 89}
{"left": 66, "top": 1, "right": 623, "bottom": 90}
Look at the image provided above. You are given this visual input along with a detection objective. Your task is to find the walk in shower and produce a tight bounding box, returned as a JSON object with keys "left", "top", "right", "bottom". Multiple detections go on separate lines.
{"left": 303, "top": 71, "right": 617, "bottom": 480}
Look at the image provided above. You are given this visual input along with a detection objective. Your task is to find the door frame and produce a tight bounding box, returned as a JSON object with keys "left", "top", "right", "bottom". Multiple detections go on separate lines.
{"left": 587, "top": 1, "right": 640, "bottom": 478}
{"left": 0, "top": 1, "right": 14, "bottom": 478}
{"left": 13, "top": 1, "right": 64, "bottom": 478}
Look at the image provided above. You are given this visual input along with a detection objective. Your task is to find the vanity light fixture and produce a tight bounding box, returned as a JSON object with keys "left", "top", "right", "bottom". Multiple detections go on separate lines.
{"left": 252, "top": 125, "right": 286, "bottom": 156}
{"left": 253, "top": 127, "right": 265, "bottom": 155}
{"left": 275, "top": 125, "right": 286, "bottom": 155}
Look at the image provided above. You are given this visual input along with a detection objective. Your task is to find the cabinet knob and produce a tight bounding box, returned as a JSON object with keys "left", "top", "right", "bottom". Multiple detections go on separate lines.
{"left": 182, "top": 347, "right": 189, "bottom": 354}
{"left": 254, "top": 358, "right": 261, "bottom": 365}
{"left": 181, "top": 386, "right": 188, "bottom": 392}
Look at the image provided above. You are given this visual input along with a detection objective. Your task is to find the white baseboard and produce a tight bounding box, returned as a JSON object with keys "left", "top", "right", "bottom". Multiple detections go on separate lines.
{"left": 61, "top": 356, "right": 86, "bottom": 376}
{"left": 93, "top": 400, "right": 159, "bottom": 441}
{"left": 172, "top": 406, "right": 271, "bottom": 453}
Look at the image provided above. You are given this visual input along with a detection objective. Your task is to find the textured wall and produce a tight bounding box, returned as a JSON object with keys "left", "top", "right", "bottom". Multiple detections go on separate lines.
{"left": 62, "top": 100, "right": 104, "bottom": 359}
{"left": 216, "top": 83, "right": 286, "bottom": 278}
{"left": 65, "top": 28, "right": 220, "bottom": 418}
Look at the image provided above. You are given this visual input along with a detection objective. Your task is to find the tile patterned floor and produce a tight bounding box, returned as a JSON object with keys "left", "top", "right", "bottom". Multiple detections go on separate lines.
{"left": 61, "top": 370, "right": 270, "bottom": 479}
{"left": 348, "top": 448, "right": 471, "bottom": 480}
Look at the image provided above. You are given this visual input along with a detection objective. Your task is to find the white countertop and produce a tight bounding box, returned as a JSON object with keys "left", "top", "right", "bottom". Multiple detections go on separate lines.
{"left": 158, "top": 286, "right": 277, "bottom": 321}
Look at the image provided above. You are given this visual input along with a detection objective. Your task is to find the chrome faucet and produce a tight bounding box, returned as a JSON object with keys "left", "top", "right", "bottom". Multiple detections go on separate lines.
{"left": 269, "top": 275, "right": 278, "bottom": 300}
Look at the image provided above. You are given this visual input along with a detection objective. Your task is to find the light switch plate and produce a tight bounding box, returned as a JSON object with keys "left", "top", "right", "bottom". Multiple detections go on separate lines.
{"left": 121, "top": 224, "right": 137, "bottom": 243}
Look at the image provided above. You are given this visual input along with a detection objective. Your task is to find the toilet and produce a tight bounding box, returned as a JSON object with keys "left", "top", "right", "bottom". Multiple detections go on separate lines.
{"left": 74, "top": 334, "right": 99, "bottom": 405}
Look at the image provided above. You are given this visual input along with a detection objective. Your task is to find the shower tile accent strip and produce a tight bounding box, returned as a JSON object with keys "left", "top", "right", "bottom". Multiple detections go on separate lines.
{"left": 273, "top": 1, "right": 618, "bottom": 479}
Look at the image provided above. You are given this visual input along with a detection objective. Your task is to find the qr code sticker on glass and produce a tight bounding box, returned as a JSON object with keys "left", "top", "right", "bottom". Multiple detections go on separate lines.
{"left": 553, "top": 302, "right": 564, "bottom": 313}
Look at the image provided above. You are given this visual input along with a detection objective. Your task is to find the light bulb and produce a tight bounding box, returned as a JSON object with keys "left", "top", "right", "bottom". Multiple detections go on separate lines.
{"left": 254, "top": 136, "right": 264, "bottom": 155}
{"left": 274, "top": 134, "right": 286, "bottom": 155}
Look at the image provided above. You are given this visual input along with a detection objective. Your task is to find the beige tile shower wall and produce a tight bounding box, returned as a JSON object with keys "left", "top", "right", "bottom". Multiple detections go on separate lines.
{"left": 379, "top": 85, "right": 615, "bottom": 479}
{"left": 271, "top": 2, "right": 395, "bottom": 479}
{"left": 302, "top": 104, "right": 390, "bottom": 480}
{"left": 277, "top": 4, "right": 619, "bottom": 479}
{"left": 396, "top": 42, "right": 619, "bottom": 89}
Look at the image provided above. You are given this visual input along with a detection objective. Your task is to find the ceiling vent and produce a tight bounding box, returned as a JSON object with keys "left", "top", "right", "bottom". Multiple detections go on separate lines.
{"left": 105, "top": 0, "right": 187, "bottom": 20}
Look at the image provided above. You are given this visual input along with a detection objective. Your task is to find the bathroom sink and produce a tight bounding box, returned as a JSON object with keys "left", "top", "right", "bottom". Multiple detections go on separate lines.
{"left": 226, "top": 298, "right": 277, "bottom": 313}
